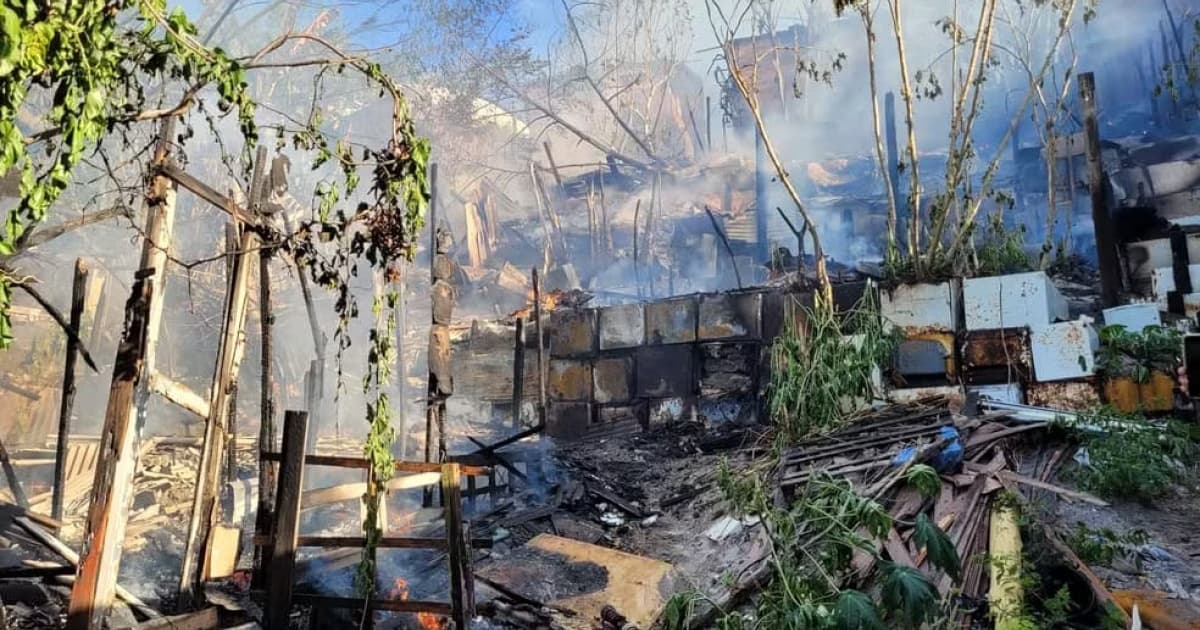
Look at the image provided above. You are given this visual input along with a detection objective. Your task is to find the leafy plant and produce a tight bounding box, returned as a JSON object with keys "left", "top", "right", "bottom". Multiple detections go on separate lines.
{"left": 975, "top": 215, "right": 1033, "bottom": 277}
{"left": 768, "top": 286, "right": 900, "bottom": 444}
{"left": 1096, "top": 324, "right": 1181, "bottom": 383}
{"left": 1057, "top": 409, "right": 1195, "bottom": 500}
{"left": 1064, "top": 522, "right": 1149, "bottom": 567}
{"left": 703, "top": 462, "right": 958, "bottom": 630}
{"left": 905, "top": 464, "right": 941, "bottom": 499}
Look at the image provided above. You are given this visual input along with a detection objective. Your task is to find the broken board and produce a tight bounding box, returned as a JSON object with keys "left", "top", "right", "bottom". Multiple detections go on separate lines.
{"left": 476, "top": 533, "right": 676, "bottom": 629}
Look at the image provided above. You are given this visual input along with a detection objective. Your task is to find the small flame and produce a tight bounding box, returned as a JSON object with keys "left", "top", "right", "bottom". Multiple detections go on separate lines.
{"left": 389, "top": 578, "right": 447, "bottom": 630}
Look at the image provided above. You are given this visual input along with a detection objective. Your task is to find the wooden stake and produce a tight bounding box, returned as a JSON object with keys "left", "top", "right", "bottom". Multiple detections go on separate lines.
{"left": 510, "top": 318, "right": 525, "bottom": 429}
{"left": 69, "top": 117, "right": 177, "bottom": 630}
{"left": 1079, "top": 73, "right": 1120, "bottom": 308}
{"left": 253, "top": 238, "right": 275, "bottom": 589}
{"left": 265, "top": 411, "right": 308, "bottom": 630}
{"left": 442, "top": 463, "right": 469, "bottom": 629}
{"left": 178, "top": 147, "right": 265, "bottom": 607}
{"left": 532, "top": 268, "right": 546, "bottom": 427}
{"left": 52, "top": 259, "right": 89, "bottom": 521}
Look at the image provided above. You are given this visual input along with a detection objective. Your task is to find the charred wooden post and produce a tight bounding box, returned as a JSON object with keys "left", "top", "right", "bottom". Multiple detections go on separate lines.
{"left": 1079, "top": 73, "right": 1120, "bottom": 308}
{"left": 0, "top": 436, "right": 27, "bottom": 508}
{"left": 253, "top": 204, "right": 277, "bottom": 589}
{"left": 510, "top": 317, "right": 525, "bottom": 429}
{"left": 266, "top": 411, "right": 308, "bottom": 630}
{"left": 532, "top": 268, "right": 546, "bottom": 427}
{"left": 425, "top": 220, "right": 456, "bottom": 505}
{"left": 442, "top": 463, "right": 470, "bottom": 630}
{"left": 178, "top": 147, "right": 266, "bottom": 607}
{"left": 542, "top": 141, "right": 564, "bottom": 190}
{"left": 52, "top": 259, "right": 89, "bottom": 521}
{"left": 69, "top": 118, "right": 177, "bottom": 630}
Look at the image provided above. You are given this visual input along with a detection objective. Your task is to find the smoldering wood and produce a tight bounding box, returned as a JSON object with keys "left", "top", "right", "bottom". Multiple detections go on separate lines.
{"left": 70, "top": 117, "right": 177, "bottom": 630}
{"left": 265, "top": 411, "right": 308, "bottom": 630}
{"left": 52, "top": 259, "right": 89, "bottom": 521}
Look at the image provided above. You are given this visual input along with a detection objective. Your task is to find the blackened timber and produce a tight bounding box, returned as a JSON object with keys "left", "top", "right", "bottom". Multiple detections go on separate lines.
{"left": 69, "top": 117, "right": 176, "bottom": 630}
{"left": 510, "top": 317, "right": 525, "bottom": 428}
{"left": 426, "top": 218, "right": 456, "bottom": 504}
{"left": 52, "top": 259, "right": 89, "bottom": 521}
{"left": 253, "top": 230, "right": 276, "bottom": 590}
{"left": 703, "top": 205, "right": 743, "bottom": 289}
{"left": 1079, "top": 73, "right": 1120, "bottom": 308}
{"left": 443, "top": 463, "right": 470, "bottom": 629}
{"left": 533, "top": 268, "right": 546, "bottom": 426}
{"left": 67, "top": 275, "right": 153, "bottom": 630}
{"left": 0, "top": 436, "right": 27, "bottom": 508}
{"left": 250, "top": 535, "right": 492, "bottom": 550}
{"left": 265, "top": 411, "right": 307, "bottom": 630}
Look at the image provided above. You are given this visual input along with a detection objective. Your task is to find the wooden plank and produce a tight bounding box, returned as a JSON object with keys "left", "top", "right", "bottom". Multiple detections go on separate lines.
{"left": 257, "top": 453, "right": 488, "bottom": 477}
{"left": 443, "top": 463, "right": 469, "bottom": 629}
{"left": 281, "top": 593, "right": 451, "bottom": 615}
{"left": 265, "top": 411, "right": 307, "bottom": 630}
{"left": 250, "top": 535, "right": 493, "bottom": 550}
{"left": 147, "top": 372, "right": 210, "bottom": 418}
{"left": 179, "top": 152, "right": 263, "bottom": 604}
{"left": 125, "top": 607, "right": 218, "bottom": 630}
{"left": 996, "top": 471, "right": 1109, "bottom": 506}
{"left": 52, "top": 259, "right": 89, "bottom": 521}
{"left": 158, "top": 162, "right": 256, "bottom": 226}
{"left": 0, "top": 436, "right": 29, "bottom": 508}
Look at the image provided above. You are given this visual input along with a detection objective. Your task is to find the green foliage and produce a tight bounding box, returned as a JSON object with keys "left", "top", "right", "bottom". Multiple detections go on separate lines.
{"left": 913, "top": 513, "right": 960, "bottom": 580}
{"left": 905, "top": 464, "right": 940, "bottom": 499}
{"left": 768, "top": 286, "right": 900, "bottom": 443}
{"left": 1064, "top": 522, "right": 1149, "bottom": 567}
{"left": 711, "top": 462, "right": 955, "bottom": 629}
{"left": 879, "top": 563, "right": 939, "bottom": 628}
{"left": 1057, "top": 409, "right": 1195, "bottom": 500}
{"left": 834, "top": 590, "right": 886, "bottom": 630}
{"left": 1096, "top": 324, "right": 1181, "bottom": 383}
{"left": 975, "top": 214, "right": 1033, "bottom": 277}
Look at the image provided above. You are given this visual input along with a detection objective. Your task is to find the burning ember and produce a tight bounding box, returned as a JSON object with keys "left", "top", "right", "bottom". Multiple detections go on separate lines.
{"left": 389, "top": 578, "right": 448, "bottom": 630}
{"left": 509, "top": 288, "right": 592, "bottom": 320}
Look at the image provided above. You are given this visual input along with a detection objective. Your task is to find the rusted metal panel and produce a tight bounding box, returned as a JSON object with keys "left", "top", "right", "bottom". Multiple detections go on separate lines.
{"left": 960, "top": 328, "right": 1032, "bottom": 381}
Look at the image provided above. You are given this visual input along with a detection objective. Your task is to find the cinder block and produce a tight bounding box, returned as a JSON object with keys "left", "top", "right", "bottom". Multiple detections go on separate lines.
{"left": 598, "top": 303, "right": 645, "bottom": 349}
{"left": 548, "top": 359, "right": 592, "bottom": 401}
{"left": 1030, "top": 319, "right": 1098, "bottom": 382}
{"left": 645, "top": 296, "right": 697, "bottom": 344}
{"left": 698, "top": 398, "right": 757, "bottom": 424}
{"left": 698, "top": 292, "right": 762, "bottom": 340}
{"left": 546, "top": 402, "right": 592, "bottom": 439}
{"left": 761, "top": 289, "right": 809, "bottom": 342}
{"left": 698, "top": 343, "right": 757, "bottom": 397}
{"left": 881, "top": 281, "right": 960, "bottom": 331}
{"left": 596, "top": 401, "right": 646, "bottom": 426}
{"left": 549, "top": 308, "right": 596, "bottom": 357}
{"left": 647, "top": 397, "right": 696, "bottom": 427}
{"left": 593, "top": 357, "right": 633, "bottom": 404}
{"left": 963, "top": 272, "right": 1068, "bottom": 331}
{"left": 635, "top": 345, "right": 694, "bottom": 398}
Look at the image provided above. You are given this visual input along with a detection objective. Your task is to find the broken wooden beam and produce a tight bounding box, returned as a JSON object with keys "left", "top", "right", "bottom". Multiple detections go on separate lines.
{"left": 265, "top": 411, "right": 308, "bottom": 630}
{"left": 258, "top": 452, "right": 488, "bottom": 476}
{"left": 0, "top": 436, "right": 28, "bottom": 509}
{"left": 52, "top": 259, "right": 89, "bottom": 521}
{"left": 510, "top": 317, "right": 525, "bottom": 429}
{"left": 533, "top": 268, "right": 546, "bottom": 426}
{"left": 158, "top": 162, "right": 256, "bottom": 226}
{"left": 147, "top": 373, "right": 210, "bottom": 418}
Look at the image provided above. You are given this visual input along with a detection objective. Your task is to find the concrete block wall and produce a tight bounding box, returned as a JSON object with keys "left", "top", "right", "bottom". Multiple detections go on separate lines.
{"left": 545, "top": 289, "right": 774, "bottom": 440}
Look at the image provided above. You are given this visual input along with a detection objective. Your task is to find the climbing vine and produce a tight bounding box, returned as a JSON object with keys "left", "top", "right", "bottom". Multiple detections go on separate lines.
{"left": 1, "top": 0, "right": 430, "bottom": 602}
